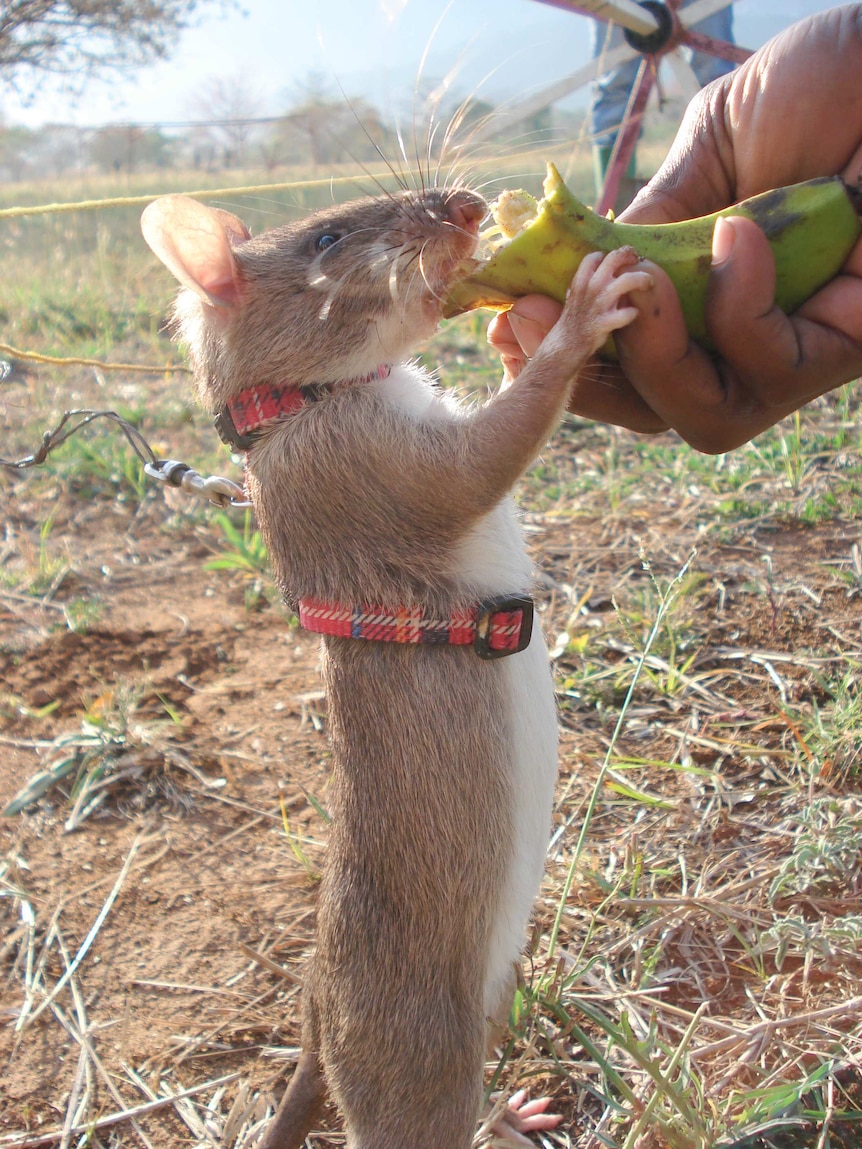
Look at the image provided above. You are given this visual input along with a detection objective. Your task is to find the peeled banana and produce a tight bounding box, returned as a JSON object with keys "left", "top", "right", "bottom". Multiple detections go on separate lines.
{"left": 444, "top": 164, "right": 862, "bottom": 350}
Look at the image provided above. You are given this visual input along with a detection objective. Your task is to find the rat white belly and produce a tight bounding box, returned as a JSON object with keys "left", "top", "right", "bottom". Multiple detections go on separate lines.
{"left": 455, "top": 505, "right": 559, "bottom": 1021}
{"left": 375, "top": 362, "right": 559, "bottom": 1022}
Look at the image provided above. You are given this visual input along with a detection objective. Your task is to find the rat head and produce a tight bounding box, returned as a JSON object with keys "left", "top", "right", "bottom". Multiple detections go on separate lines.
{"left": 141, "top": 186, "right": 486, "bottom": 410}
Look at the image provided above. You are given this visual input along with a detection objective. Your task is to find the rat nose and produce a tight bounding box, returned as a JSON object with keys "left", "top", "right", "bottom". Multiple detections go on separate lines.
{"left": 446, "top": 191, "right": 487, "bottom": 233}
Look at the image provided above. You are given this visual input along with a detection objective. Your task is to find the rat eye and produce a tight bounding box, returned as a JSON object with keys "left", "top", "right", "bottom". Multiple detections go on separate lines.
{"left": 314, "top": 233, "right": 341, "bottom": 253}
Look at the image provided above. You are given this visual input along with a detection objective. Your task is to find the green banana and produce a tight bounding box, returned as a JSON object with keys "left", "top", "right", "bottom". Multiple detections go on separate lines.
{"left": 444, "top": 164, "right": 862, "bottom": 351}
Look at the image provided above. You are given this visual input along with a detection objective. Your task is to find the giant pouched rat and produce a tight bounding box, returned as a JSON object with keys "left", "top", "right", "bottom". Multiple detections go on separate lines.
{"left": 140, "top": 181, "right": 651, "bottom": 1149}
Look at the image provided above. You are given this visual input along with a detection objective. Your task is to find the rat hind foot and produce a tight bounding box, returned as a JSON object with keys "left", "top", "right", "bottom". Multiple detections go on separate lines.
{"left": 480, "top": 1088, "right": 563, "bottom": 1146}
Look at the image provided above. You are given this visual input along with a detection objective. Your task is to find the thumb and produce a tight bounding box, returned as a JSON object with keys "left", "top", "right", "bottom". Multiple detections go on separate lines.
{"left": 506, "top": 295, "right": 563, "bottom": 357}
{"left": 706, "top": 215, "right": 795, "bottom": 371}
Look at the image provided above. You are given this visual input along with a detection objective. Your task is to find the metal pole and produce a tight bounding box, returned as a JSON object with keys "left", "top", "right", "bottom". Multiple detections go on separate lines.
{"left": 528, "top": 0, "right": 660, "bottom": 36}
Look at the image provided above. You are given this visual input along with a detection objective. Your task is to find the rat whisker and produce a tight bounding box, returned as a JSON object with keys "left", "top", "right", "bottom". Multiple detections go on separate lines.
{"left": 393, "top": 250, "right": 430, "bottom": 312}
{"left": 411, "top": 5, "right": 448, "bottom": 194}
{"left": 412, "top": 0, "right": 483, "bottom": 193}
{"left": 386, "top": 239, "right": 427, "bottom": 306}
{"left": 388, "top": 253, "right": 403, "bottom": 305}
{"left": 391, "top": 120, "right": 418, "bottom": 195}
{"left": 432, "top": 49, "right": 513, "bottom": 189}
{"left": 318, "top": 293, "right": 335, "bottom": 322}
{"left": 307, "top": 240, "right": 374, "bottom": 289}
{"left": 331, "top": 78, "right": 411, "bottom": 198}
{"left": 415, "top": 241, "right": 440, "bottom": 300}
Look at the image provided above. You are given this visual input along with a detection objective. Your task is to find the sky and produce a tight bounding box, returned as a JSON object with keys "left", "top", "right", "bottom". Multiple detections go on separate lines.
{"left": 0, "top": 0, "right": 847, "bottom": 129}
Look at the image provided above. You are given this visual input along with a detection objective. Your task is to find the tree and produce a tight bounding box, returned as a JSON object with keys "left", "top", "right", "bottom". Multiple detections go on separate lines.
{"left": 187, "top": 73, "right": 262, "bottom": 169}
{"left": 275, "top": 75, "right": 398, "bottom": 169}
{"left": 0, "top": 120, "right": 35, "bottom": 179}
{"left": 0, "top": 1, "right": 230, "bottom": 93}
{"left": 88, "top": 125, "right": 174, "bottom": 173}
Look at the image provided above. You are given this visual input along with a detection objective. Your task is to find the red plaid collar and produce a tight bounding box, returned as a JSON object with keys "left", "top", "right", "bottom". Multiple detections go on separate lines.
{"left": 298, "top": 595, "right": 534, "bottom": 660}
{"left": 214, "top": 365, "right": 391, "bottom": 451}
{"left": 215, "top": 368, "right": 532, "bottom": 660}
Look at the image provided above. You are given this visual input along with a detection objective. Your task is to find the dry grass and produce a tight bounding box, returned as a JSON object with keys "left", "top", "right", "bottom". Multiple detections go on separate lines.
{"left": 2, "top": 160, "right": 862, "bottom": 1149}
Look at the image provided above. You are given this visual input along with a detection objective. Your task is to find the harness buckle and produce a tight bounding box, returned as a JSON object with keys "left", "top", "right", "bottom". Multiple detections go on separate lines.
{"left": 214, "top": 407, "right": 258, "bottom": 452}
{"left": 474, "top": 595, "right": 534, "bottom": 660}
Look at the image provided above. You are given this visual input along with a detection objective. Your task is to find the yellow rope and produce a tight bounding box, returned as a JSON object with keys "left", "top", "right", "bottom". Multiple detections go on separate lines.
{"left": 0, "top": 172, "right": 404, "bottom": 219}
{"left": 0, "top": 145, "right": 568, "bottom": 378}
{"left": 0, "top": 342, "right": 189, "bottom": 374}
{"left": 0, "top": 144, "right": 564, "bottom": 220}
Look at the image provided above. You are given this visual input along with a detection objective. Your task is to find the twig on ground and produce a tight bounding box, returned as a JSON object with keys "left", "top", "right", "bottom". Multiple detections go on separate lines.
{"left": 16, "top": 833, "right": 147, "bottom": 1031}
{"left": 0, "top": 1073, "right": 240, "bottom": 1148}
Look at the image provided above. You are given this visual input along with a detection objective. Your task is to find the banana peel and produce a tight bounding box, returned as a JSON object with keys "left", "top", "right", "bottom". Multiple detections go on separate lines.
{"left": 443, "top": 164, "right": 862, "bottom": 352}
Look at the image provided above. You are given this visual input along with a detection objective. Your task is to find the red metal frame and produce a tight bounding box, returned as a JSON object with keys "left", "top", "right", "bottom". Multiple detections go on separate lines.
{"left": 529, "top": 0, "right": 751, "bottom": 213}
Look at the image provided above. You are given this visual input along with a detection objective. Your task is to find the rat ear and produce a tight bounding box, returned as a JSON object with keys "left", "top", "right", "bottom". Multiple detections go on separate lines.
{"left": 141, "top": 195, "right": 247, "bottom": 308}
{"left": 212, "top": 208, "right": 252, "bottom": 246}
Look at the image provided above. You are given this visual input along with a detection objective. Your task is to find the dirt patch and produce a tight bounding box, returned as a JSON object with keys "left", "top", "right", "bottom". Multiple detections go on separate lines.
{"left": 2, "top": 389, "right": 862, "bottom": 1146}
{"left": 0, "top": 478, "right": 338, "bottom": 1142}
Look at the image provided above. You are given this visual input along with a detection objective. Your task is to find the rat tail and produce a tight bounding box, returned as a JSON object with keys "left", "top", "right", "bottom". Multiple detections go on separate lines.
{"left": 259, "top": 1050, "right": 327, "bottom": 1149}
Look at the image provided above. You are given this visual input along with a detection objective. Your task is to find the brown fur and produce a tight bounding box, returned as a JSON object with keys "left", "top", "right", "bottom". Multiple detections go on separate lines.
{"left": 140, "top": 184, "right": 652, "bottom": 1149}
{"left": 168, "top": 189, "right": 477, "bottom": 409}
{"left": 310, "top": 639, "right": 511, "bottom": 1146}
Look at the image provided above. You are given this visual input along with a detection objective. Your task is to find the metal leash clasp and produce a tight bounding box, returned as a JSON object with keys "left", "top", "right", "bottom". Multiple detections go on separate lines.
{"left": 144, "top": 459, "right": 251, "bottom": 508}
{"left": 0, "top": 408, "right": 253, "bottom": 509}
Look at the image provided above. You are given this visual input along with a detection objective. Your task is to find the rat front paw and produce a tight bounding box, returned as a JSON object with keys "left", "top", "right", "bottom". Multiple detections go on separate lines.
{"left": 556, "top": 245, "right": 653, "bottom": 354}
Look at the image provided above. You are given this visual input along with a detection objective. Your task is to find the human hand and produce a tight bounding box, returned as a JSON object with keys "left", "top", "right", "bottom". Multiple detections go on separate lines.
{"left": 613, "top": 4, "right": 862, "bottom": 452}
{"left": 490, "top": 6, "right": 862, "bottom": 452}
{"left": 487, "top": 296, "right": 667, "bottom": 433}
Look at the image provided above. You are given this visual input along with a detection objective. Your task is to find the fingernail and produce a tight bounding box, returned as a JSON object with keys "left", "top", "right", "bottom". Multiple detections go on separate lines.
{"left": 508, "top": 312, "right": 545, "bottom": 356}
{"left": 712, "top": 216, "right": 737, "bottom": 267}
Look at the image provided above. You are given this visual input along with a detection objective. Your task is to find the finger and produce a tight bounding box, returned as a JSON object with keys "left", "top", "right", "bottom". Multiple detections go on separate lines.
{"left": 709, "top": 216, "right": 862, "bottom": 405}
{"left": 796, "top": 233, "right": 862, "bottom": 341}
{"left": 487, "top": 297, "right": 565, "bottom": 380}
{"left": 487, "top": 311, "right": 527, "bottom": 381}
{"left": 507, "top": 1094, "right": 547, "bottom": 1118}
{"left": 507, "top": 1095, "right": 563, "bottom": 1129}
{"left": 554, "top": 251, "right": 666, "bottom": 431}
{"left": 706, "top": 215, "right": 792, "bottom": 387}
{"left": 486, "top": 310, "right": 523, "bottom": 360}
{"left": 489, "top": 294, "right": 667, "bottom": 431}
{"left": 614, "top": 235, "right": 797, "bottom": 451}
{"left": 612, "top": 260, "right": 732, "bottom": 448}
{"left": 512, "top": 1113, "right": 564, "bottom": 1132}
{"left": 507, "top": 295, "right": 564, "bottom": 357}
{"left": 619, "top": 220, "right": 862, "bottom": 452}
{"left": 485, "top": 295, "right": 565, "bottom": 360}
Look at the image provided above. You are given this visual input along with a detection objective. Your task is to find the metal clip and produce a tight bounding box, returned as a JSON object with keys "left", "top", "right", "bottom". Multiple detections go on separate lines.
{"left": 144, "top": 460, "right": 251, "bottom": 508}
{"left": 191, "top": 473, "right": 252, "bottom": 508}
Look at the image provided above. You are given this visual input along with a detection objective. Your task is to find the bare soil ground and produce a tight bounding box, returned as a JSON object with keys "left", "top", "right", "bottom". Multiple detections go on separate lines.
{"left": 2, "top": 359, "right": 861, "bottom": 1149}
